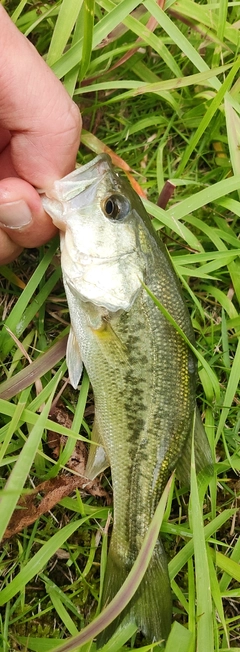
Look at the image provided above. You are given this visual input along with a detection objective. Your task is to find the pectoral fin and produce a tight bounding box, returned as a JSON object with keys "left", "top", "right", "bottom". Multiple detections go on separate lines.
{"left": 66, "top": 327, "right": 83, "bottom": 389}
{"left": 85, "top": 418, "right": 109, "bottom": 480}
{"left": 92, "top": 319, "right": 129, "bottom": 367}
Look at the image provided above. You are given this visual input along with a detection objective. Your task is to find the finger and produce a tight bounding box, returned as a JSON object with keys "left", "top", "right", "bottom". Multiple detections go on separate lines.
{"left": 0, "top": 127, "right": 11, "bottom": 153}
{"left": 0, "top": 177, "right": 57, "bottom": 254}
{"left": 0, "top": 142, "right": 18, "bottom": 178}
{"left": 0, "top": 229, "right": 22, "bottom": 264}
{"left": 0, "top": 7, "right": 81, "bottom": 189}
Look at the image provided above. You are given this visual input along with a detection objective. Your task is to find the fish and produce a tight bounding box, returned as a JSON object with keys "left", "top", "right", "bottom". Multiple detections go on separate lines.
{"left": 42, "top": 154, "right": 212, "bottom": 647}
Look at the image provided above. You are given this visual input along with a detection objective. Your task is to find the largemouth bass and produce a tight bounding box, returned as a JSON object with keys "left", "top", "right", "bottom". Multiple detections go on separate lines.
{"left": 42, "top": 155, "right": 212, "bottom": 646}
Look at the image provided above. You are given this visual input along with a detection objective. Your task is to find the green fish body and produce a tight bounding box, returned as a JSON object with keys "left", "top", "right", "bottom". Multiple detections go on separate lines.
{"left": 42, "top": 155, "right": 212, "bottom": 646}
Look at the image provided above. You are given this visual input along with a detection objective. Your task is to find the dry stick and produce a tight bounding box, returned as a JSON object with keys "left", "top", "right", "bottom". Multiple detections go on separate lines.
{"left": 0, "top": 335, "right": 68, "bottom": 400}
{"left": 157, "top": 180, "right": 175, "bottom": 209}
{"left": 3, "top": 473, "right": 110, "bottom": 540}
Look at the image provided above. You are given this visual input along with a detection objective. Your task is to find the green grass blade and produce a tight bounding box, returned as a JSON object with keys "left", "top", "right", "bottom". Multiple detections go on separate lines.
{"left": 143, "top": 0, "right": 221, "bottom": 90}
{"left": 23, "top": 5, "right": 59, "bottom": 37}
{"left": 216, "top": 551, "right": 240, "bottom": 583}
{"left": 206, "top": 546, "right": 229, "bottom": 644}
{"left": 0, "top": 509, "right": 107, "bottom": 605}
{"left": 0, "top": 368, "right": 63, "bottom": 541}
{"left": 190, "top": 437, "right": 214, "bottom": 652}
{"left": 225, "top": 99, "right": 240, "bottom": 199}
{"left": 64, "top": 5, "right": 85, "bottom": 96}
{"left": 123, "top": 12, "right": 182, "bottom": 78}
{"left": 187, "top": 557, "right": 196, "bottom": 652}
{"left": 0, "top": 386, "right": 31, "bottom": 464}
{"left": 216, "top": 338, "right": 240, "bottom": 442}
{"left": 212, "top": 0, "right": 228, "bottom": 68}
{"left": 75, "top": 65, "right": 232, "bottom": 99}
{"left": 0, "top": 397, "right": 89, "bottom": 443}
{"left": 57, "top": 369, "right": 89, "bottom": 468}
{"left": 80, "top": 0, "right": 95, "bottom": 81}
{"left": 170, "top": 0, "right": 238, "bottom": 47}
{"left": 47, "top": 586, "right": 79, "bottom": 636}
{"left": 10, "top": 0, "right": 28, "bottom": 22}
{"left": 97, "top": 621, "right": 137, "bottom": 651}
{"left": 16, "top": 639, "right": 63, "bottom": 652}
{"left": 219, "top": 536, "right": 240, "bottom": 592}
{"left": 176, "top": 58, "right": 240, "bottom": 177}
{"left": 144, "top": 199, "right": 204, "bottom": 251}
{"left": 165, "top": 621, "right": 193, "bottom": 652}
{"left": 0, "top": 239, "right": 59, "bottom": 357}
{"left": 164, "top": 175, "right": 240, "bottom": 222}
{"left": 46, "top": 0, "right": 83, "bottom": 67}
{"left": 169, "top": 509, "right": 236, "bottom": 581}
{"left": 51, "top": 0, "right": 141, "bottom": 78}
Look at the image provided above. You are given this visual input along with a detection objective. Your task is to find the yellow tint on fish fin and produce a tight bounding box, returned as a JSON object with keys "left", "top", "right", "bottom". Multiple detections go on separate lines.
{"left": 85, "top": 418, "right": 109, "bottom": 480}
{"left": 66, "top": 327, "right": 83, "bottom": 389}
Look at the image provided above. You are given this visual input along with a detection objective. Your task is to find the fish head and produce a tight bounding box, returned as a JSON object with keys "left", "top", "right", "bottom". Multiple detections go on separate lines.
{"left": 42, "top": 155, "right": 148, "bottom": 313}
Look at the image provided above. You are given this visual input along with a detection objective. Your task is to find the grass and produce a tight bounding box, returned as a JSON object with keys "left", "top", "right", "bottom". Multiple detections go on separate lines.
{"left": 0, "top": 0, "right": 240, "bottom": 650}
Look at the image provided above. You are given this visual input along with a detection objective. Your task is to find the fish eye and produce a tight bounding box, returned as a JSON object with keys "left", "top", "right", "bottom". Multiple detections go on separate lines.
{"left": 102, "top": 194, "right": 130, "bottom": 221}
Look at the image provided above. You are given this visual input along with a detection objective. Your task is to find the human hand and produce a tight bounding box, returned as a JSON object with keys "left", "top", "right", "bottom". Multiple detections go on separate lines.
{"left": 0, "top": 6, "right": 81, "bottom": 264}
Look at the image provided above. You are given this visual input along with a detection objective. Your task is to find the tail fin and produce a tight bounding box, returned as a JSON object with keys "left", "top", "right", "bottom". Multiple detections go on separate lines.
{"left": 97, "top": 537, "right": 171, "bottom": 648}
{"left": 176, "top": 408, "right": 213, "bottom": 486}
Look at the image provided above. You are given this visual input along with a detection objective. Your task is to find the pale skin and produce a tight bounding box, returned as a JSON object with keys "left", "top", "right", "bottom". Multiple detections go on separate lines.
{"left": 0, "top": 6, "right": 81, "bottom": 264}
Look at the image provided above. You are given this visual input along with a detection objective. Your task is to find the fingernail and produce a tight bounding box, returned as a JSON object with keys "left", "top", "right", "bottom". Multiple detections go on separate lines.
{"left": 0, "top": 200, "right": 32, "bottom": 229}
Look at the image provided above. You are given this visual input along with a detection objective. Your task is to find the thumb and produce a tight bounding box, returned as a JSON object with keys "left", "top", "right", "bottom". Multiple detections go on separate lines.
{"left": 0, "top": 177, "right": 57, "bottom": 263}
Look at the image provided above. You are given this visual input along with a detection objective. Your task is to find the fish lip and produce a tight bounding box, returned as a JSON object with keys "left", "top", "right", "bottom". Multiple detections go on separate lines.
{"left": 42, "top": 155, "right": 112, "bottom": 201}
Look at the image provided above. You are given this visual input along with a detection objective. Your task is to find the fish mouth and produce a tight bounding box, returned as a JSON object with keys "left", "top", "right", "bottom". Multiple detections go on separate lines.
{"left": 73, "top": 249, "right": 136, "bottom": 265}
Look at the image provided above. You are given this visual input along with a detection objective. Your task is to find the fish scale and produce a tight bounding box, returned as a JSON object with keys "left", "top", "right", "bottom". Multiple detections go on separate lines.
{"left": 42, "top": 154, "right": 212, "bottom": 647}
